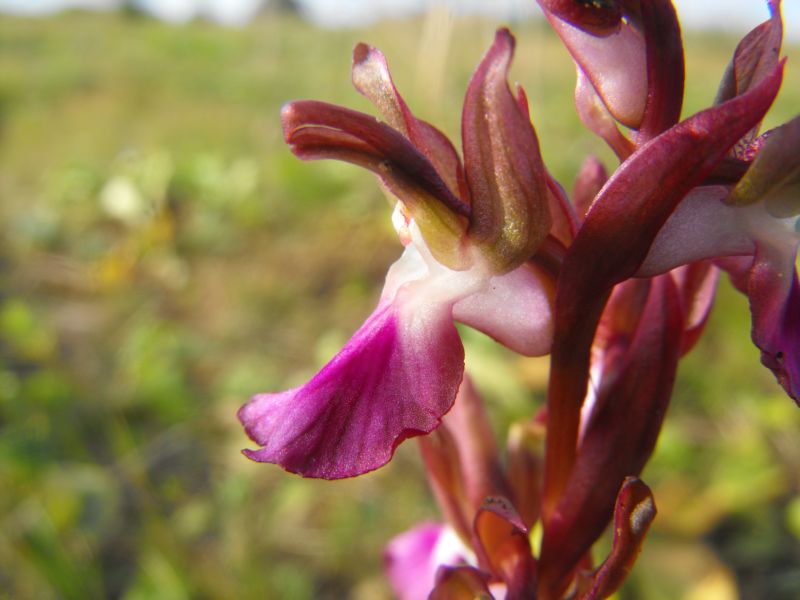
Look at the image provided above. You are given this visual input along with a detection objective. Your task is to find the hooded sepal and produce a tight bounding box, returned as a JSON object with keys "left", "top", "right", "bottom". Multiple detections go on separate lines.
{"left": 715, "top": 0, "right": 783, "bottom": 106}
{"left": 535, "top": 0, "right": 623, "bottom": 37}
{"left": 462, "top": 28, "right": 552, "bottom": 273}
{"left": 537, "top": 0, "right": 647, "bottom": 128}
{"left": 281, "top": 100, "right": 471, "bottom": 269}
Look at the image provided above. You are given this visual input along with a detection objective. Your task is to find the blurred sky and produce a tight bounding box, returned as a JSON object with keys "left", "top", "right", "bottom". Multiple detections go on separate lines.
{"left": 0, "top": 0, "right": 797, "bottom": 39}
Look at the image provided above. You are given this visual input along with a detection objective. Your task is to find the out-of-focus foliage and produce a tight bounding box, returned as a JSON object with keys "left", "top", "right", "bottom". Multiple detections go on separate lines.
{"left": 0, "top": 9, "right": 797, "bottom": 599}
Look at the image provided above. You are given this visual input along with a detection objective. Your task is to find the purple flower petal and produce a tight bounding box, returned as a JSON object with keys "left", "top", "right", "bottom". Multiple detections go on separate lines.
{"left": 384, "top": 522, "right": 468, "bottom": 600}
{"left": 238, "top": 270, "right": 465, "bottom": 478}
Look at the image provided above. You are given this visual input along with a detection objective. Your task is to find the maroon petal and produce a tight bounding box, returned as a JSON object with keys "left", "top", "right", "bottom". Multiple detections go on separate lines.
{"left": 462, "top": 28, "right": 552, "bottom": 272}
{"left": 351, "top": 43, "right": 469, "bottom": 201}
{"left": 238, "top": 289, "right": 465, "bottom": 479}
{"left": 715, "top": 1, "right": 783, "bottom": 105}
{"left": 541, "top": 60, "right": 784, "bottom": 517}
{"left": 572, "top": 155, "right": 609, "bottom": 219}
{"left": 282, "top": 100, "right": 471, "bottom": 268}
{"left": 636, "top": 0, "right": 685, "bottom": 142}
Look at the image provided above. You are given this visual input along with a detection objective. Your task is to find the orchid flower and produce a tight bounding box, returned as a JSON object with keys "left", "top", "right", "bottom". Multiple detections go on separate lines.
{"left": 638, "top": 2, "right": 800, "bottom": 403}
{"left": 238, "top": 29, "right": 567, "bottom": 479}
{"left": 538, "top": 0, "right": 785, "bottom": 520}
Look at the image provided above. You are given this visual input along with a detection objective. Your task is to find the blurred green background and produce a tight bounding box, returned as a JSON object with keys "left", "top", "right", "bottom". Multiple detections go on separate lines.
{"left": 0, "top": 7, "right": 799, "bottom": 599}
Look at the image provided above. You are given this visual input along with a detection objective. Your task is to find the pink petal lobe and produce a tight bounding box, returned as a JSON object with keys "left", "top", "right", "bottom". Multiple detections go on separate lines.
{"left": 638, "top": 186, "right": 755, "bottom": 276}
{"left": 238, "top": 287, "right": 465, "bottom": 479}
{"left": 453, "top": 262, "right": 555, "bottom": 356}
{"left": 384, "top": 522, "right": 467, "bottom": 600}
{"left": 542, "top": 8, "right": 647, "bottom": 128}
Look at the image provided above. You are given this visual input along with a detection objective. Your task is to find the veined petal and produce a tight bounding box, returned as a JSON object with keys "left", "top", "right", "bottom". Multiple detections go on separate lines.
{"left": 281, "top": 100, "right": 471, "bottom": 269}
{"left": 238, "top": 255, "right": 465, "bottom": 478}
{"left": 384, "top": 523, "right": 469, "bottom": 600}
{"left": 352, "top": 43, "right": 469, "bottom": 201}
{"left": 462, "top": 28, "right": 551, "bottom": 272}
{"left": 453, "top": 262, "right": 555, "bottom": 356}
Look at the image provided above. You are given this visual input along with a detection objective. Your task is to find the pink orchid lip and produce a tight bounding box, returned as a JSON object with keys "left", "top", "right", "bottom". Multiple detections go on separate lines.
{"left": 239, "top": 236, "right": 556, "bottom": 479}
{"left": 238, "top": 280, "right": 465, "bottom": 479}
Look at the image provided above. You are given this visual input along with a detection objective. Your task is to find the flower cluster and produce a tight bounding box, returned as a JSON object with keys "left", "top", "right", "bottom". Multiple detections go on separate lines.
{"left": 239, "top": 0, "right": 797, "bottom": 598}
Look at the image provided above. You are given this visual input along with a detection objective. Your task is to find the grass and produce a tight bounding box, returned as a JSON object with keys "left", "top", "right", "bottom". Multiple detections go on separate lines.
{"left": 0, "top": 8, "right": 798, "bottom": 599}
